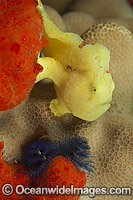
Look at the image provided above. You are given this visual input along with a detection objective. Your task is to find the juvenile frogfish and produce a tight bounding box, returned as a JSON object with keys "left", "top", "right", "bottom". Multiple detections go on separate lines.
{"left": 36, "top": 0, "right": 115, "bottom": 121}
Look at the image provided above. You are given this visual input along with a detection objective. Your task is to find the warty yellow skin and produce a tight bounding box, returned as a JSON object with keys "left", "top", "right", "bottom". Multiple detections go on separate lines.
{"left": 36, "top": 0, "right": 115, "bottom": 121}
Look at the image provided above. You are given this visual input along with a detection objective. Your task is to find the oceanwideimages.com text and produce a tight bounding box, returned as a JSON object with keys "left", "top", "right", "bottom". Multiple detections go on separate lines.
{"left": 1, "top": 184, "right": 132, "bottom": 198}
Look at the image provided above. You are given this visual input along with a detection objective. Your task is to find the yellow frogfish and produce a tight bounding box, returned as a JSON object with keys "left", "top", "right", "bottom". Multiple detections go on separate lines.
{"left": 36, "top": 0, "right": 115, "bottom": 121}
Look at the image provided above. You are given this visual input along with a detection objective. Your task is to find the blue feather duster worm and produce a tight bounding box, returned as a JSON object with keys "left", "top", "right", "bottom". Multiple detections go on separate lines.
{"left": 60, "top": 137, "right": 95, "bottom": 172}
{"left": 22, "top": 136, "right": 60, "bottom": 176}
{"left": 22, "top": 135, "right": 95, "bottom": 176}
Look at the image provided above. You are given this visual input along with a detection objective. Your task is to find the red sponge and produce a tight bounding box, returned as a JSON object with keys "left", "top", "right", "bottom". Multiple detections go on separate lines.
{"left": 0, "top": 143, "right": 86, "bottom": 200}
{"left": 0, "top": 0, "right": 48, "bottom": 111}
{"left": 41, "top": 156, "right": 87, "bottom": 200}
{"left": 0, "top": 142, "right": 30, "bottom": 199}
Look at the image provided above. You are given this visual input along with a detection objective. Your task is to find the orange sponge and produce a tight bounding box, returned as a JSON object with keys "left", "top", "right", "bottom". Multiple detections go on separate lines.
{"left": 41, "top": 156, "right": 87, "bottom": 200}
{"left": 0, "top": 0, "right": 48, "bottom": 111}
{"left": 0, "top": 142, "right": 30, "bottom": 199}
{"left": 0, "top": 142, "right": 86, "bottom": 200}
